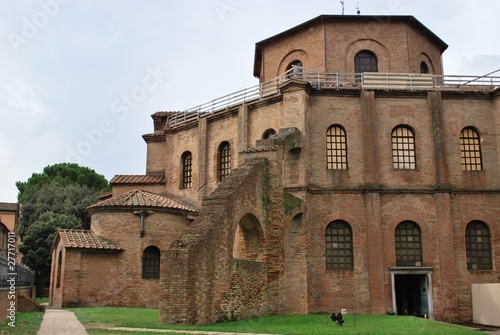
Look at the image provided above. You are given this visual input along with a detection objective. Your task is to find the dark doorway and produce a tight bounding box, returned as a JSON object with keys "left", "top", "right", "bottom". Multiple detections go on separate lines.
{"left": 395, "top": 274, "right": 429, "bottom": 317}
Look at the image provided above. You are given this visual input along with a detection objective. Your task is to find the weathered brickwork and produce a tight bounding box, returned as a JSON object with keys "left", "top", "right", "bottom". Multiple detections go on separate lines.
{"left": 50, "top": 15, "right": 499, "bottom": 326}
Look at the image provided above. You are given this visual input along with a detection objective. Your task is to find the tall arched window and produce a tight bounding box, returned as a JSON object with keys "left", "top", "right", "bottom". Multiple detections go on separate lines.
{"left": 0, "top": 223, "right": 8, "bottom": 258}
{"left": 466, "top": 221, "right": 492, "bottom": 270}
{"left": 56, "top": 250, "right": 62, "bottom": 288}
{"left": 395, "top": 221, "right": 422, "bottom": 267}
{"left": 392, "top": 126, "right": 416, "bottom": 170}
{"left": 325, "top": 220, "right": 353, "bottom": 270}
{"left": 460, "top": 127, "right": 483, "bottom": 171}
{"left": 181, "top": 151, "right": 192, "bottom": 189}
{"left": 142, "top": 246, "right": 160, "bottom": 279}
{"left": 326, "top": 125, "right": 348, "bottom": 170}
{"left": 355, "top": 50, "right": 378, "bottom": 77}
{"left": 286, "top": 60, "right": 303, "bottom": 79}
{"left": 218, "top": 142, "right": 231, "bottom": 182}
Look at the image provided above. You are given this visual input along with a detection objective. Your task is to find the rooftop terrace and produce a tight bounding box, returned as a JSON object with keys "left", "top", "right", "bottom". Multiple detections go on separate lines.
{"left": 161, "top": 66, "right": 500, "bottom": 129}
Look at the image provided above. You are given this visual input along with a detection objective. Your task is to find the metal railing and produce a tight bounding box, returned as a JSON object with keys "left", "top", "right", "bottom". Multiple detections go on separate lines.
{"left": 0, "top": 255, "right": 35, "bottom": 287}
{"left": 165, "top": 66, "right": 500, "bottom": 128}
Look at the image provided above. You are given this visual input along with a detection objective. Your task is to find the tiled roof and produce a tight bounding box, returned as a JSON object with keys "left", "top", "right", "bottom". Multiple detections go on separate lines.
{"left": 152, "top": 111, "right": 180, "bottom": 117}
{"left": 87, "top": 189, "right": 198, "bottom": 212}
{"left": 110, "top": 175, "right": 165, "bottom": 184}
{"left": 57, "top": 229, "right": 122, "bottom": 250}
{"left": 0, "top": 202, "right": 19, "bottom": 212}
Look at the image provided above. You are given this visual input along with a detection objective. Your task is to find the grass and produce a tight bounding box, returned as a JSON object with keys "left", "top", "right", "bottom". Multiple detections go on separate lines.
{"left": 71, "top": 307, "right": 481, "bottom": 335}
{"left": 0, "top": 312, "right": 44, "bottom": 335}
{"left": 34, "top": 296, "right": 49, "bottom": 304}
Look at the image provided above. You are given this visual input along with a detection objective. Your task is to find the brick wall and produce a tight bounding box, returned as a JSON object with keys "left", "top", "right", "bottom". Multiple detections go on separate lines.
{"left": 0, "top": 286, "right": 37, "bottom": 321}
{"left": 160, "top": 156, "right": 285, "bottom": 324}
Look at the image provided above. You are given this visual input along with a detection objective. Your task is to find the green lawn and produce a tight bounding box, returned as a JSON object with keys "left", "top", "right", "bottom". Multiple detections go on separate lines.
{"left": 72, "top": 307, "right": 480, "bottom": 335}
{"left": 34, "top": 296, "right": 49, "bottom": 304}
{"left": 0, "top": 312, "right": 44, "bottom": 335}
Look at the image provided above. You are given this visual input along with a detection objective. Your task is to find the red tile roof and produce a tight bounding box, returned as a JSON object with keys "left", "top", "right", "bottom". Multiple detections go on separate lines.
{"left": 87, "top": 189, "right": 197, "bottom": 212}
{"left": 241, "top": 145, "right": 280, "bottom": 153}
{"left": 110, "top": 175, "right": 165, "bottom": 184}
{"left": 0, "top": 202, "right": 19, "bottom": 212}
{"left": 57, "top": 229, "right": 122, "bottom": 250}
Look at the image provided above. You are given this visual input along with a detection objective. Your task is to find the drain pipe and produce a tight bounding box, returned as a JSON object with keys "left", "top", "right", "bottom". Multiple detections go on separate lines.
{"left": 133, "top": 210, "right": 154, "bottom": 237}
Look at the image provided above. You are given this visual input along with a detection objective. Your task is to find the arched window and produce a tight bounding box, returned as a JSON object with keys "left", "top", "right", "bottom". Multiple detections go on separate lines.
{"left": 466, "top": 221, "right": 492, "bottom": 270}
{"left": 420, "top": 61, "right": 430, "bottom": 74}
{"left": 218, "top": 142, "right": 231, "bottom": 182}
{"left": 56, "top": 250, "right": 62, "bottom": 288}
{"left": 325, "top": 220, "right": 353, "bottom": 270}
{"left": 326, "top": 125, "right": 348, "bottom": 170}
{"left": 395, "top": 221, "right": 422, "bottom": 267}
{"left": 181, "top": 151, "right": 192, "bottom": 189}
{"left": 286, "top": 60, "right": 303, "bottom": 79}
{"left": 460, "top": 127, "right": 483, "bottom": 171}
{"left": 142, "top": 246, "right": 160, "bottom": 279}
{"left": 262, "top": 128, "right": 276, "bottom": 139}
{"left": 355, "top": 50, "right": 378, "bottom": 74}
{"left": 0, "top": 223, "right": 8, "bottom": 258}
{"left": 392, "top": 126, "right": 416, "bottom": 170}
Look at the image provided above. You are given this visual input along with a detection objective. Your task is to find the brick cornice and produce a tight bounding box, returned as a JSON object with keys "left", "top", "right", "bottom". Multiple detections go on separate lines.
{"left": 142, "top": 132, "right": 166, "bottom": 143}
{"left": 283, "top": 185, "right": 500, "bottom": 195}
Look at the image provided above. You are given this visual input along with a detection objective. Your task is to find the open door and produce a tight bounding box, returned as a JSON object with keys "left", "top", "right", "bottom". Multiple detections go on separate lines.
{"left": 391, "top": 268, "right": 433, "bottom": 319}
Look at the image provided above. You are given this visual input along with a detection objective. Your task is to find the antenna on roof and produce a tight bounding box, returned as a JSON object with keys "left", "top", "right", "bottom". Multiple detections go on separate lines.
{"left": 356, "top": 1, "right": 361, "bottom": 15}
{"left": 340, "top": 0, "right": 345, "bottom": 15}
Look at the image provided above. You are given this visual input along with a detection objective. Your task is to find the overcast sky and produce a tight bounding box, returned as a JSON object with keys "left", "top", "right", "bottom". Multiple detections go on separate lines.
{"left": 1, "top": 0, "right": 499, "bottom": 202}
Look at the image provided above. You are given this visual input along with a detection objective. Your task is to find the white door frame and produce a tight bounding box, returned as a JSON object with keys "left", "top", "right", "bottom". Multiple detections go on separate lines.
{"left": 390, "top": 267, "right": 434, "bottom": 319}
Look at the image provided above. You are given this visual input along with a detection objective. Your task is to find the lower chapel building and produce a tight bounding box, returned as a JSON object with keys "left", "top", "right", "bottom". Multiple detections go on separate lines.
{"left": 49, "top": 15, "right": 500, "bottom": 324}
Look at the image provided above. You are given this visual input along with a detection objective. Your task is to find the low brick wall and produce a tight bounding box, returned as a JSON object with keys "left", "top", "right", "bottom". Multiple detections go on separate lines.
{"left": 0, "top": 286, "right": 39, "bottom": 321}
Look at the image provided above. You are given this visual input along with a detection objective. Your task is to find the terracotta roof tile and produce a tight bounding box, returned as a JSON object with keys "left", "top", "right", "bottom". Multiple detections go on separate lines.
{"left": 241, "top": 145, "right": 280, "bottom": 153}
{"left": 152, "top": 111, "right": 180, "bottom": 117}
{"left": 58, "top": 229, "right": 122, "bottom": 250}
{"left": 110, "top": 175, "right": 165, "bottom": 184}
{"left": 87, "top": 189, "right": 197, "bottom": 212}
{"left": 0, "top": 202, "right": 19, "bottom": 212}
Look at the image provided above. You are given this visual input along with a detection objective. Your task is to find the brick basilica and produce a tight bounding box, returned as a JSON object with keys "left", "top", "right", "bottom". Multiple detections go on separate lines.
{"left": 50, "top": 15, "right": 500, "bottom": 325}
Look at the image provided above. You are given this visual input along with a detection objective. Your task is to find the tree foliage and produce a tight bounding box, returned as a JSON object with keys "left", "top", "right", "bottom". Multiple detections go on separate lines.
{"left": 17, "top": 183, "right": 99, "bottom": 238}
{"left": 16, "top": 163, "right": 110, "bottom": 284}
{"left": 16, "top": 162, "right": 109, "bottom": 202}
{"left": 19, "top": 212, "right": 82, "bottom": 276}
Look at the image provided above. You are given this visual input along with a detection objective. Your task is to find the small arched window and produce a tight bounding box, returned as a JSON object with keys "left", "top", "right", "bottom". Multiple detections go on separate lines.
{"left": 218, "top": 142, "right": 231, "bottom": 182}
{"left": 355, "top": 50, "right": 378, "bottom": 74}
{"left": 326, "top": 125, "right": 348, "bottom": 170}
{"left": 181, "top": 151, "right": 192, "bottom": 189}
{"left": 460, "top": 127, "right": 483, "bottom": 171}
{"left": 395, "top": 221, "right": 422, "bottom": 267}
{"left": 466, "top": 221, "right": 492, "bottom": 270}
{"left": 325, "top": 220, "right": 353, "bottom": 270}
{"left": 262, "top": 128, "right": 276, "bottom": 139}
{"left": 420, "top": 61, "right": 430, "bottom": 74}
{"left": 392, "top": 126, "right": 416, "bottom": 170}
{"left": 142, "top": 246, "right": 160, "bottom": 279}
{"left": 286, "top": 60, "right": 303, "bottom": 79}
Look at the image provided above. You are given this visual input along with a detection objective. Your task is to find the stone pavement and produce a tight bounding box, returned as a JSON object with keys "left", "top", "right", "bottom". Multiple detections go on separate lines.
{"left": 37, "top": 309, "right": 89, "bottom": 335}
